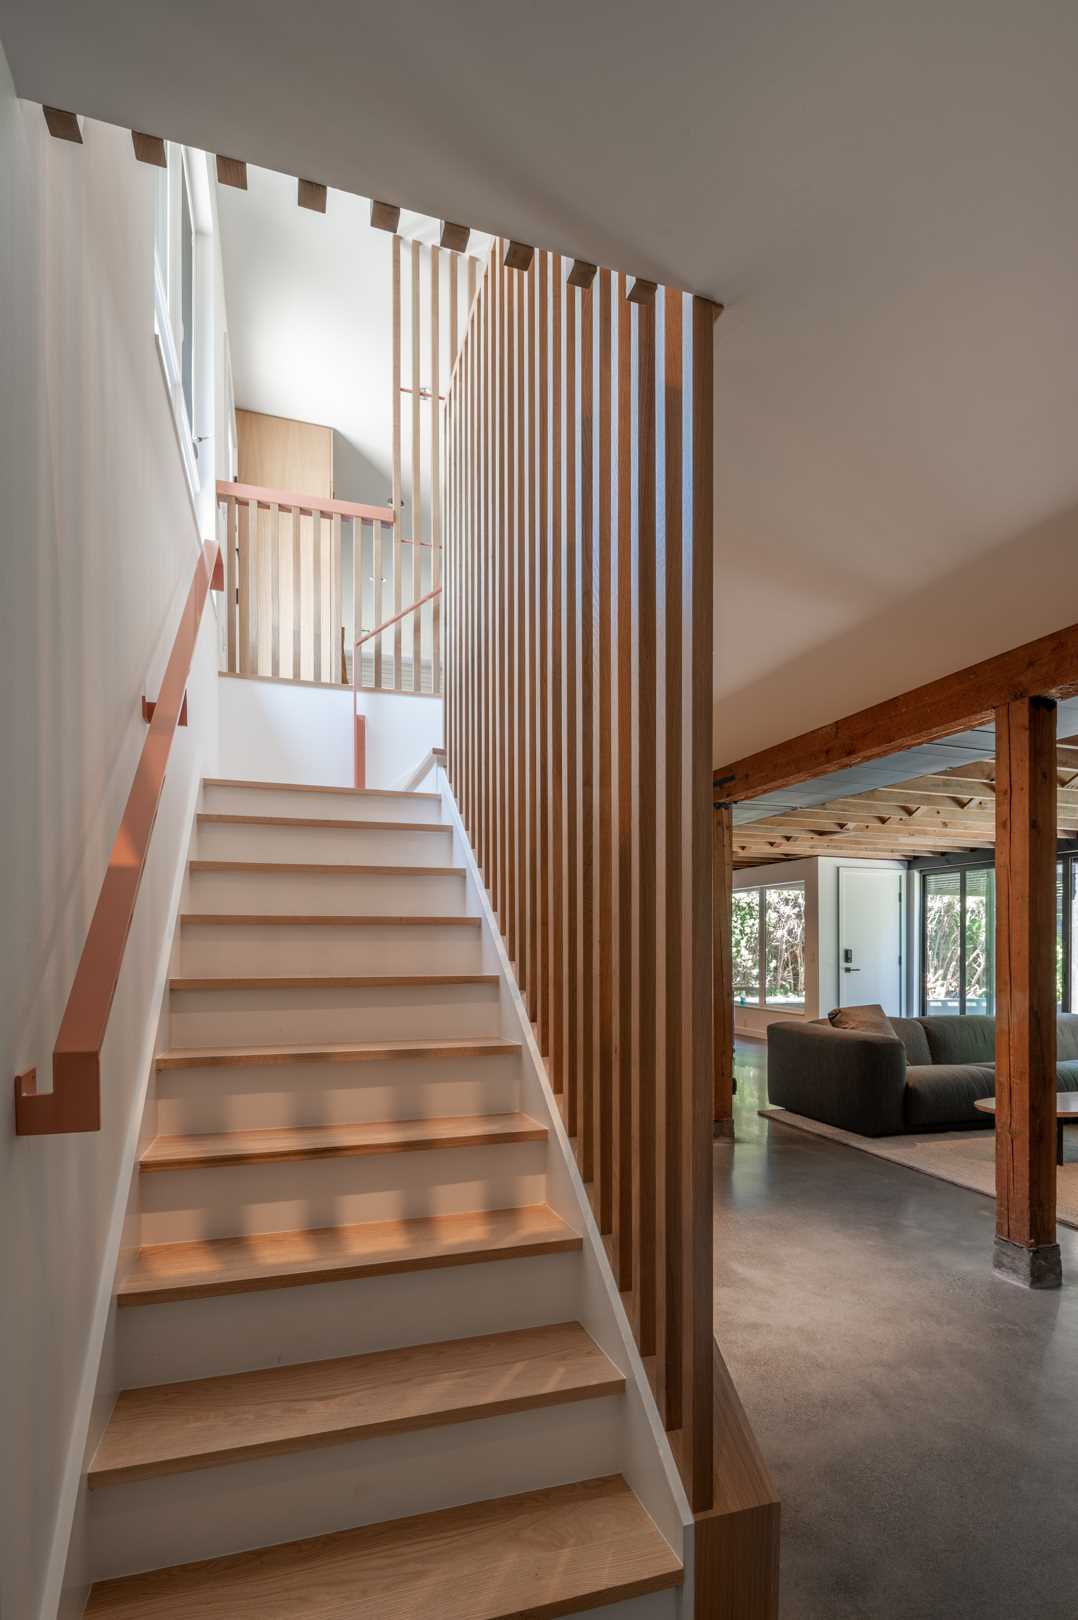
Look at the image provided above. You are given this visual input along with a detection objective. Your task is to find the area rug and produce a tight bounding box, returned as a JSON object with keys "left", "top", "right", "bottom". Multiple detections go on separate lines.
{"left": 759, "top": 1107, "right": 1078, "bottom": 1230}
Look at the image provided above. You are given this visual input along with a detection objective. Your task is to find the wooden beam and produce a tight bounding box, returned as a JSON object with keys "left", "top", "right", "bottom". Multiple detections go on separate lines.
{"left": 370, "top": 199, "right": 401, "bottom": 232}
{"left": 440, "top": 221, "right": 471, "bottom": 253}
{"left": 216, "top": 156, "right": 248, "bottom": 189}
{"left": 504, "top": 240, "right": 534, "bottom": 272}
{"left": 298, "top": 179, "right": 327, "bottom": 213}
{"left": 716, "top": 620, "right": 1078, "bottom": 802}
{"left": 568, "top": 260, "right": 597, "bottom": 290}
{"left": 714, "top": 807, "right": 734, "bottom": 1136}
{"left": 993, "top": 696, "right": 1061, "bottom": 1288}
{"left": 43, "top": 107, "right": 82, "bottom": 143}
{"left": 131, "top": 131, "right": 166, "bottom": 167}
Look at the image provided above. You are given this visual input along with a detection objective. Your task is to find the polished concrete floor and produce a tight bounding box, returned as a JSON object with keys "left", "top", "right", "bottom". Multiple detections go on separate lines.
{"left": 715, "top": 1040, "right": 1078, "bottom": 1620}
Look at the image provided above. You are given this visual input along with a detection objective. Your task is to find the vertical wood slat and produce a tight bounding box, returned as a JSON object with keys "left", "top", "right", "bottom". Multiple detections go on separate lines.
{"left": 238, "top": 498, "right": 255, "bottom": 674}
{"left": 525, "top": 253, "right": 539, "bottom": 1027}
{"left": 549, "top": 257, "right": 564, "bottom": 1093}
{"left": 595, "top": 268, "right": 614, "bottom": 1234}
{"left": 269, "top": 504, "right": 281, "bottom": 678}
{"left": 431, "top": 246, "right": 441, "bottom": 694}
{"left": 563, "top": 267, "right": 579, "bottom": 1139}
{"left": 393, "top": 234, "right": 403, "bottom": 689}
{"left": 371, "top": 521, "right": 383, "bottom": 688}
{"left": 411, "top": 240, "right": 422, "bottom": 692}
{"left": 994, "top": 696, "right": 1059, "bottom": 1266}
{"left": 331, "top": 512, "right": 342, "bottom": 683}
{"left": 506, "top": 263, "right": 519, "bottom": 973}
{"left": 291, "top": 506, "right": 302, "bottom": 680}
{"left": 658, "top": 286, "right": 683, "bottom": 1427}
{"left": 536, "top": 251, "right": 551, "bottom": 1058}
{"left": 578, "top": 274, "right": 595, "bottom": 1183}
{"left": 613, "top": 272, "right": 634, "bottom": 1287}
{"left": 352, "top": 518, "right": 363, "bottom": 691}
{"left": 312, "top": 510, "right": 322, "bottom": 682}
{"left": 225, "top": 497, "right": 238, "bottom": 673}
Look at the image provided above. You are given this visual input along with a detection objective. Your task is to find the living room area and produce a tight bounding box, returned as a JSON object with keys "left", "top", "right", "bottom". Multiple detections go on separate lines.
{"left": 722, "top": 698, "right": 1078, "bottom": 1243}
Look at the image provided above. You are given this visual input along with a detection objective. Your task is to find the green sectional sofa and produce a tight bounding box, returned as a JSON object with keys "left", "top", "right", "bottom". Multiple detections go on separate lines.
{"left": 767, "top": 1013, "right": 1078, "bottom": 1137}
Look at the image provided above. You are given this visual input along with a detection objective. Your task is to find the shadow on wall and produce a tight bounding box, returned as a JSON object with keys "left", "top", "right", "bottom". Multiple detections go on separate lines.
{"left": 332, "top": 433, "right": 392, "bottom": 509}
{"left": 714, "top": 499, "right": 1078, "bottom": 760}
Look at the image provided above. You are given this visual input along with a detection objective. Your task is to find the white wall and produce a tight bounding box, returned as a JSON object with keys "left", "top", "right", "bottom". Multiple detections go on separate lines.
{"left": 732, "top": 855, "right": 908, "bottom": 1039}
{"left": 218, "top": 673, "right": 443, "bottom": 790}
{"left": 0, "top": 65, "right": 228, "bottom": 1620}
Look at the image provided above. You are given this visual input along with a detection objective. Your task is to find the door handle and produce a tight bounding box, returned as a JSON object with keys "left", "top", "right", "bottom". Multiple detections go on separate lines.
{"left": 844, "top": 967, "right": 860, "bottom": 973}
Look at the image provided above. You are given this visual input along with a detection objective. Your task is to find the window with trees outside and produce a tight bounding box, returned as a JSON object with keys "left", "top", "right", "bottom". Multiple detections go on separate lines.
{"left": 733, "top": 882, "right": 806, "bottom": 1011}
{"left": 920, "top": 855, "right": 1078, "bottom": 1015}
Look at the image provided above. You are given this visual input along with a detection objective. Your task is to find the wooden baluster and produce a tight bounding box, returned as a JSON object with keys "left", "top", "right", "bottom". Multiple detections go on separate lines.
{"left": 517, "top": 252, "right": 531, "bottom": 1007}
{"left": 431, "top": 245, "right": 441, "bottom": 697}
{"left": 371, "top": 520, "right": 382, "bottom": 689}
{"left": 352, "top": 518, "right": 363, "bottom": 691}
{"left": 634, "top": 289, "right": 658, "bottom": 1359}
{"left": 492, "top": 249, "right": 505, "bottom": 925}
{"left": 225, "top": 497, "right": 238, "bottom": 673}
{"left": 614, "top": 271, "right": 634, "bottom": 1288}
{"left": 506, "top": 266, "right": 519, "bottom": 968}
{"left": 677, "top": 293, "right": 717, "bottom": 1508}
{"left": 331, "top": 512, "right": 342, "bottom": 683}
{"left": 536, "top": 251, "right": 551, "bottom": 1057}
{"left": 564, "top": 266, "right": 579, "bottom": 1139}
{"left": 392, "top": 235, "right": 403, "bottom": 692}
{"left": 291, "top": 507, "right": 302, "bottom": 680}
{"left": 549, "top": 256, "right": 564, "bottom": 1095}
{"left": 578, "top": 269, "right": 595, "bottom": 1184}
{"left": 411, "top": 240, "right": 422, "bottom": 693}
{"left": 658, "top": 285, "right": 683, "bottom": 1427}
{"left": 595, "top": 267, "right": 614, "bottom": 1234}
{"left": 270, "top": 502, "right": 281, "bottom": 679}
{"left": 312, "top": 508, "right": 322, "bottom": 681}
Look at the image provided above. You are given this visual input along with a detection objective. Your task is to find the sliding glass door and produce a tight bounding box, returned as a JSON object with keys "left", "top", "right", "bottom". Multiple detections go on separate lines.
{"left": 920, "top": 856, "right": 1076, "bottom": 1015}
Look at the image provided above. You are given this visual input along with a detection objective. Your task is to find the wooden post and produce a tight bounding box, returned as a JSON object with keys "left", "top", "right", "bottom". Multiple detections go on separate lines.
{"left": 714, "top": 804, "right": 735, "bottom": 1137}
{"left": 993, "top": 696, "right": 1060, "bottom": 1287}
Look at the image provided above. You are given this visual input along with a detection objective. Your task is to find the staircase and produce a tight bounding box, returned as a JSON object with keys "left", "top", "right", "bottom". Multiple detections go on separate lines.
{"left": 84, "top": 776, "right": 684, "bottom": 1618}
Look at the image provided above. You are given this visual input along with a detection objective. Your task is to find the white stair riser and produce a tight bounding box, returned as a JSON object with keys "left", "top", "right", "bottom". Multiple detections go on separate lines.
{"left": 202, "top": 784, "right": 443, "bottom": 824}
{"left": 197, "top": 821, "right": 454, "bottom": 866}
{"left": 178, "top": 920, "right": 482, "bottom": 978}
{"left": 156, "top": 1051, "right": 521, "bottom": 1135}
{"left": 186, "top": 868, "right": 466, "bottom": 916}
{"left": 88, "top": 1395, "right": 624, "bottom": 1580}
{"left": 168, "top": 982, "right": 501, "bottom": 1048}
{"left": 138, "top": 1140, "right": 548, "bottom": 1244}
{"left": 118, "top": 1252, "right": 582, "bottom": 1387}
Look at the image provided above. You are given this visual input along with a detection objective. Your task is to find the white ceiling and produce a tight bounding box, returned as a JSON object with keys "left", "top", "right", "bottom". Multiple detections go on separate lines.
{"left": 6, "top": 1, "right": 1078, "bottom": 761}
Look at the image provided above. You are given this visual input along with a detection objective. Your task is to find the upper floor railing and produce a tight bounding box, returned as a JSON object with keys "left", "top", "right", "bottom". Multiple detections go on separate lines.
{"left": 216, "top": 480, "right": 442, "bottom": 696}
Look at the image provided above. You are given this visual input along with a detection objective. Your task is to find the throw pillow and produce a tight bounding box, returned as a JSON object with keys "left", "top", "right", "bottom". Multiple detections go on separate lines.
{"left": 828, "top": 1003, "right": 897, "bottom": 1038}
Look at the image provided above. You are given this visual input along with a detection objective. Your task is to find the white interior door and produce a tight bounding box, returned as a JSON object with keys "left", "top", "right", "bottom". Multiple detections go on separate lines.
{"left": 838, "top": 868, "right": 903, "bottom": 1013}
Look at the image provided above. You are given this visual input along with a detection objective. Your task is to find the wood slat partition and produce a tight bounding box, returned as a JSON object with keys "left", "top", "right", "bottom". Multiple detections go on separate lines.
{"left": 443, "top": 243, "right": 717, "bottom": 1514}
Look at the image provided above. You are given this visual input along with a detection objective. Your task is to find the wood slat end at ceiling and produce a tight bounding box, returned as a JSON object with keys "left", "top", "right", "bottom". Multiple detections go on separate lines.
{"left": 216, "top": 155, "right": 248, "bottom": 189}
{"left": 440, "top": 221, "right": 471, "bottom": 253}
{"left": 370, "top": 199, "right": 401, "bottom": 232}
{"left": 43, "top": 106, "right": 82, "bottom": 142}
{"left": 131, "top": 131, "right": 166, "bottom": 167}
{"left": 298, "top": 179, "right": 327, "bottom": 213}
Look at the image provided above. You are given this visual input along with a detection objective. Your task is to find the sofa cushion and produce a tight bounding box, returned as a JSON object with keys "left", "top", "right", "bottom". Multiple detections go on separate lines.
{"left": 1057, "top": 1059, "right": 1078, "bottom": 1092}
{"left": 891, "top": 1017, "right": 933, "bottom": 1067}
{"left": 904, "top": 1064, "right": 996, "bottom": 1129}
{"left": 1058, "top": 1015, "right": 1078, "bottom": 1062}
{"left": 920, "top": 1015, "right": 996, "bottom": 1066}
{"left": 828, "top": 1003, "right": 896, "bottom": 1038}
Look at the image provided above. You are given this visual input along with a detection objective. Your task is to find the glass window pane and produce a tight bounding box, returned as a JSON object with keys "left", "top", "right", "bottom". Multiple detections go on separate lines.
{"left": 180, "top": 168, "right": 195, "bottom": 435}
{"left": 924, "top": 871, "right": 961, "bottom": 1015}
{"left": 765, "top": 885, "right": 806, "bottom": 1010}
{"left": 963, "top": 868, "right": 994, "bottom": 1016}
{"left": 732, "top": 890, "right": 761, "bottom": 1005}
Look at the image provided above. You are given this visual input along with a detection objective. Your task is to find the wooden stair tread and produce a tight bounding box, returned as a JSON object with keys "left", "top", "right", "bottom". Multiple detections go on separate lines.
{"left": 140, "top": 1112, "right": 546, "bottom": 1171}
{"left": 85, "top": 1474, "right": 680, "bottom": 1617}
{"left": 188, "top": 860, "right": 464, "bottom": 876}
{"left": 155, "top": 1037, "right": 521, "bottom": 1071}
{"left": 169, "top": 973, "right": 498, "bottom": 991}
{"left": 197, "top": 812, "right": 450, "bottom": 833}
{"left": 179, "top": 913, "right": 481, "bottom": 928}
{"left": 118, "top": 1204, "right": 581, "bottom": 1305}
{"left": 203, "top": 776, "right": 440, "bottom": 801}
{"left": 88, "top": 1322, "right": 621, "bottom": 1487}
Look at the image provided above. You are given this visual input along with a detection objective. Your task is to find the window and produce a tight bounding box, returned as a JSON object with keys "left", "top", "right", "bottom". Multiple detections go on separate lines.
{"left": 153, "top": 144, "right": 201, "bottom": 496}
{"left": 732, "top": 881, "right": 806, "bottom": 1011}
{"left": 921, "top": 857, "right": 1073, "bottom": 1015}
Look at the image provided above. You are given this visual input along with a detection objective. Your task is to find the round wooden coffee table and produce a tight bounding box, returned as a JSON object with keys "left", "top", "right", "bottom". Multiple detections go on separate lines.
{"left": 975, "top": 1094, "right": 1078, "bottom": 1165}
